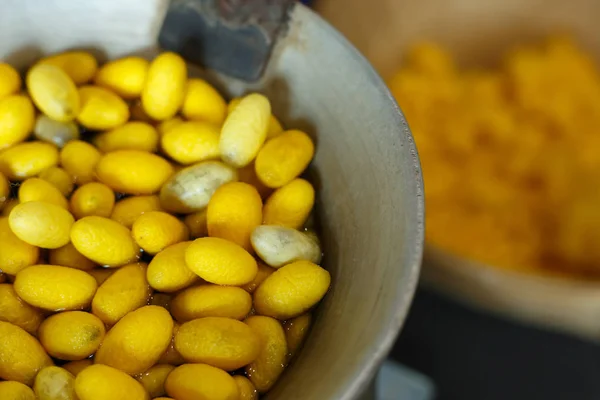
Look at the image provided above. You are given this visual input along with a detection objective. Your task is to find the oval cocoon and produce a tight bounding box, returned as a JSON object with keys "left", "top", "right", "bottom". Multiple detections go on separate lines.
{"left": 92, "top": 263, "right": 151, "bottom": 325}
{"left": 77, "top": 85, "right": 129, "bottom": 130}
{"left": 0, "top": 95, "right": 35, "bottom": 150}
{"left": 38, "top": 311, "right": 105, "bottom": 360}
{"left": 96, "top": 150, "right": 174, "bottom": 195}
{"left": 182, "top": 78, "right": 227, "bottom": 125}
{"left": 75, "top": 364, "right": 149, "bottom": 400}
{"left": 159, "top": 161, "right": 237, "bottom": 213}
{"left": 0, "top": 321, "right": 53, "bottom": 385}
{"left": 185, "top": 237, "right": 257, "bottom": 286}
{"left": 19, "top": 177, "right": 69, "bottom": 209}
{"left": 251, "top": 225, "right": 322, "bottom": 268}
{"left": 244, "top": 316, "right": 288, "bottom": 393}
{"left": 60, "top": 140, "right": 101, "bottom": 185}
{"left": 142, "top": 52, "right": 186, "bottom": 120}
{"left": 70, "top": 182, "right": 115, "bottom": 219}
{"left": 165, "top": 363, "right": 238, "bottom": 400}
{"left": 14, "top": 265, "right": 97, "bottom": 311}
{"left": 175, "top": 317, "right": 260, "bottom": 370}
{"left": 27, "top": 64, "right": 80, "bottom": 122}
{"left": 33, "top": 365, "right": 77, "bottom": 400}
{"left": 161, "top": 121, "right": 220, "bottom": 165}
{"left": 147, "top": 242, "right": 199, "bottom": 293}
{"left": 170, "top": 285, "right": 252, "bottom": 322}
{"left": 0, "top": 381, "right": 36, "bottom": 400}
{"left": 0, "top": 63, "right": 21, "bottom": 100}
{"left": 207, "top": 182, "right": 262, "bottom": 251}
{"left": 254, "top": 260, "right": 330, "bottom": 320}
{"left": 132, "top": 211, "right": 188, "bottom": 255}
{"left": 94, "top": 121, "right": 158, "bottom": 153}
{"left": 262, "top": 178, "right": 315, "bottom": 229}
{"left": 0, "top": 141, "right": 59, "bottom": 180}
{"left": 95, "top": 306, "right": 173, "bottom": 375}
{"left": 0, "top": 283, "right": 44, "bottom": 334}
{"left": 0, "top": 217, "right": 39, "bottom": 275}
{"left": 39, "top": 51, "right": 98, "bottom": 84}
{"left": 9, "top": 201, "right": 74, "bottom": 249}
{"left": 220, "top": 93, "right": 271, "bottom": 168}
{"left": 94, "top": 56, "right": 148, "bottom": 99}
{"left": 71, "top": 216, "right": 140, "bottom": 267}
{"left": 255, "top": 130, "right": 315, "bottom": 188}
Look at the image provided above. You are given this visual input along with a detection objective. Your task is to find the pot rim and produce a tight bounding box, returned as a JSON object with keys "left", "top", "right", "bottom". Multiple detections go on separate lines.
{"left": 299, "top": 6, "right": 424, "bottom": 399}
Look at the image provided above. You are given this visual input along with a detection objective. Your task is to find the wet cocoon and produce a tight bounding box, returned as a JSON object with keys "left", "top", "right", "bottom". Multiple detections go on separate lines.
{"left": 160, "top": 161, "right": 238, "bottom": 213}
{"left": 185, "top": 237, "right": 258, "bottom": 286}
{"left": 9, "top": 201, "right": 73, "bottom": 249}
{"left": 70, "top": 216, "right": 140, "bottom": 266}
{"left": 253, "top": 260, "right": 331, "bottom": 319}
{"left": 220, "top": 93, "right": 271, "bottom": 168}
{"left": 251, "top": 225, "right": 322, "bottom": 267}
{"left": 14, "top": 265, "right": 97, "bottom": 311}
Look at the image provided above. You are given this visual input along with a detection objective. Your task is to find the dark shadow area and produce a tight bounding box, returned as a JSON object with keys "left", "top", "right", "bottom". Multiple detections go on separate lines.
{"left": 392, "top": 287, "right": 600, "bottom": 400}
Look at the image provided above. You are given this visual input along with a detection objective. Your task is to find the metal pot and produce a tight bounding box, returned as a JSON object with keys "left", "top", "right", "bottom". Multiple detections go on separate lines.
{"left": 0, "top": 1, "right": 424, "bottom": 398}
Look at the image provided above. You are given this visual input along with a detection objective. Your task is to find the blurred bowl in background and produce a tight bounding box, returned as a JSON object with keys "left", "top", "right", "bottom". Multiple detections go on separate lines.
{"left": 317, "top": 0, "right": 600, "bottom": 341}
{"left": 424, "top": 246, "right": 600, "bottom": 341}
{"left": 317, "top": 0, "right": 600, "bottom": 80}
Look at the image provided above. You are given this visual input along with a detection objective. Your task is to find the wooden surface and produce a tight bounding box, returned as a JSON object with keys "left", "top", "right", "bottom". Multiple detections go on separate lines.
{"left": 317, "top": 0, "right": 600, "bottom": 341}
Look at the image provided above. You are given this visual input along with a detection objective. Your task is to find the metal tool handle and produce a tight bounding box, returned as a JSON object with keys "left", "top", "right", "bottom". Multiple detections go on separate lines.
{"left": 159, "top": 0, "right": 295, "bottom": 81}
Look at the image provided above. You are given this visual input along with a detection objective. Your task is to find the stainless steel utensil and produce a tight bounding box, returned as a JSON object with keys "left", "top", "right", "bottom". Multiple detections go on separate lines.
{"left": 0, "top": 1, "right": 424, "bottom": 398}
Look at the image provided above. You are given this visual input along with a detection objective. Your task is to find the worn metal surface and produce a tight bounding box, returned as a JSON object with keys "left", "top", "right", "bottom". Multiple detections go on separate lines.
{"left": 159, "top": 0, "right": 294, "bottom": 81}
{"left": 0, "top": 1, "right": 424, "bottom": 399}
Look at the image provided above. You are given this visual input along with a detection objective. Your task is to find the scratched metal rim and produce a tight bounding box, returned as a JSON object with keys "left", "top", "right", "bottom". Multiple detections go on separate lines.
{"left": 296, "top": 6, "right": 425, "bottom": 400}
